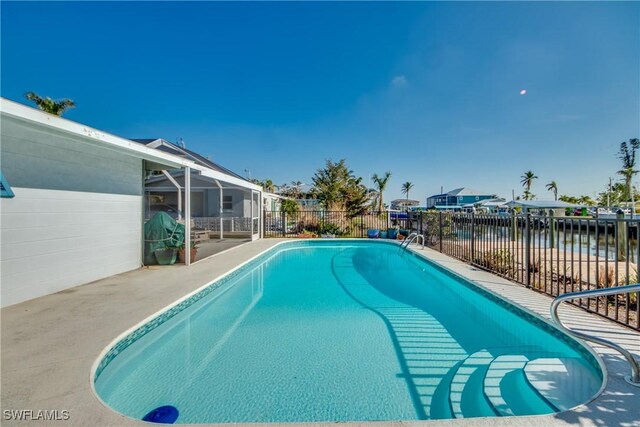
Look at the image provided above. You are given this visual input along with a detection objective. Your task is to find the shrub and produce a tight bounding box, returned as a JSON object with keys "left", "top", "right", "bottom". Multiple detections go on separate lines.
{"left": 317, "top": 223, "right": 344, "bottom": 236}
{"left": 475, "top": 249, "right": 515, "bottom": 277}
{"left": 281, "top": 199, "right": 300, "bottom": 215}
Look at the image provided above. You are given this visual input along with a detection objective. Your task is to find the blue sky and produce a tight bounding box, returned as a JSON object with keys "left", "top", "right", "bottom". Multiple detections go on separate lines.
{"left": 2, "top": 1, "right": 639, "bottom": 202}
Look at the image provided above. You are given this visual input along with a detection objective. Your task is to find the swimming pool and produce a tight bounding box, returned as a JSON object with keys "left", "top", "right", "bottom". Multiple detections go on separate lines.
{"left": 93, "top": 240, "right": 603, "bottom": 423}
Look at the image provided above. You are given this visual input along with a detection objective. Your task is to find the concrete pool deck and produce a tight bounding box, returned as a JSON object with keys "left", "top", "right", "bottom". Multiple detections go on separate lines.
{"left": 1, "top": 239, "right": 638, "bottom": 426}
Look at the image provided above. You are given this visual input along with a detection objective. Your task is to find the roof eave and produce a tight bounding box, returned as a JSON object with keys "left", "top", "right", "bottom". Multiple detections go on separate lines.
{"left": 0, "top": 98, "right": 262, "bottom": 191}
{"left": 1, "top": 98, "right": 184, "bottom": 169}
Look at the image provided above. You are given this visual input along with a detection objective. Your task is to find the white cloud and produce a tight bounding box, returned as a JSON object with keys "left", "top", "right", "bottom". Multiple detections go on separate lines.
{"left": 391, "top": 75, "right": 407, "bottom": 87}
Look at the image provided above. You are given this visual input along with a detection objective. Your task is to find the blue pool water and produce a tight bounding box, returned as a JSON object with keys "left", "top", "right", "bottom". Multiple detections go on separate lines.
{"left": 94, "top": 241, "right": 603, "bottom": 423}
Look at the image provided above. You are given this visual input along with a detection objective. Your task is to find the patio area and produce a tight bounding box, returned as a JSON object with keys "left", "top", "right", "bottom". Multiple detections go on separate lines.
{"left": 192, "top": 238, "right": 252, "bottom": 262}
{"left": 1, "top": 240, "right": 638, "bottom": 426}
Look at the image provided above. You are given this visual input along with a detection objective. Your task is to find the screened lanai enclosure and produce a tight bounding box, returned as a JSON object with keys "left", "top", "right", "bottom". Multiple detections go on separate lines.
{"left": 144, "top": 170, "right": 262, "bottom": 241}
{"left": 134, "top": 138, "right": 262, "bottom": 264}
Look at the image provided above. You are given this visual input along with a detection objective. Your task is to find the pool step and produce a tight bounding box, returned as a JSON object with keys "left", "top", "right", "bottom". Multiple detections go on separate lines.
{"left": 484, "top": 355, "right": 556, "bottom": 416}
{"left": 448, "top": 350, "right": 574, "bottom": 418}
{"left": 333, "top": 252, "right": 588, "bottom": 420}
{"left": 524, "top": 358, "right": 600, "bottom": 412}
{"left": 449, "top": 350, "right": 497, "bottom": 418}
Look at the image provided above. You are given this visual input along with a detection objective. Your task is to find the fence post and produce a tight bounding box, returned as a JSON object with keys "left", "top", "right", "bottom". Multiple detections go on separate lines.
{"left": 636, "top": 222, "right": 640, "bottom": 280}
{"left": 616, "top": 209, "right": 627, "bottom": 261}
{"left": 511, "top": 210, "right": 517, "bottom": 242}
{"left": 525, "top": 212, "right": 531, "bottom": 288}
{"left": 439, "top": 211, "right": 443, "bottom": 252}
{"left": 282, "top": 211, "right": 286, "bottom": 237}
{"left": 470, "top": 212, "right": 475, "bottom": 262}
{"left": 549, "top": 209, "right": 555, "bottom": 249}
{"left": 419, "top": 212, "right": 423, "bottom": 235}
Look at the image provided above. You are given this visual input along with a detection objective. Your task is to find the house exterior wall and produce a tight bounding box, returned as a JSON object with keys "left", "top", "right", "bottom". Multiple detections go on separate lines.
{"left": 263, "top": 195, "right": 282, "bottom": 211}
{"left": 206, "top": 189, "right": 217, "bottom": 216}
{"left": 427, "top": 193, "right": 494, "bottom": 208}
{"left": 243, "top": 197, "right": 251, "bottom": 218}
{"left": 1, "top": 114, "right": 144, "bottom": 307}
{"left": 426, "top": 194, "right": 447, "bottom": 208}
{"left": 204, "top": 188, "right": 250, "bottom": 217}
{"left": 154, "top": 191, "right": 205, "bottom": 217}
{"left": 457, "top": 195, "right": 494, "bottom": 205}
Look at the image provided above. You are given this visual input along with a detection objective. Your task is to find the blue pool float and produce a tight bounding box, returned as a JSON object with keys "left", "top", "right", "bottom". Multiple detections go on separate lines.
{"left": 142, "top": 406, "right": 179, "bottom": 424}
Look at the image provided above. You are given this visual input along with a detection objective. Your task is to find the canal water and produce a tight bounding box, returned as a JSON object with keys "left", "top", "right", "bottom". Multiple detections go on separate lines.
{"left": 453, "top": 227, "right": 638, "bottom": 261}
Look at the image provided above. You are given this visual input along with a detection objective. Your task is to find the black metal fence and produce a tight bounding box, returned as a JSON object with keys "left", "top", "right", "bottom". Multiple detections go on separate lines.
{"left": 264, "top": 209, "right": 639, "bottom": 330}
{"left": 422, "top": 211, "right": 639, "bottom": 331}
{"left": 263, "top": 210, "right": 413, "bottom": 238}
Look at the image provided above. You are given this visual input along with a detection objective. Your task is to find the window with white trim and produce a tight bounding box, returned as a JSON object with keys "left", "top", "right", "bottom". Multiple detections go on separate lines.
{"left": 223, "top": 195, "right": 233, "bottom": 210}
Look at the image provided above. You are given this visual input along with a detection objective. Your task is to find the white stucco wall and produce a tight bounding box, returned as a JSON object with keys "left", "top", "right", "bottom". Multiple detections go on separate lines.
{"left": 1, "top": 188, "right": 142, "bottom": 306}
{"left": 1, "top": 114, "right": 144, "bottom": 307}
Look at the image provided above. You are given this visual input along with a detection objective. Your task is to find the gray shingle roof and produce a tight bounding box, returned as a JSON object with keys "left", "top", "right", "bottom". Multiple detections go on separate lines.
{"left": 130, "top": 138, "right": 250, "bottom": 183}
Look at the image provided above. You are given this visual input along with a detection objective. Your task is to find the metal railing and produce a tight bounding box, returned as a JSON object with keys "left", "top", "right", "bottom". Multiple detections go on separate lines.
{"left": 400, "top": 232, "right": 425, "bottom": 251}
{"left": 422, "top": 211, "right": 640, "bottom": 331}
{"left": 193, "top": 217, "right": 253, "bottom": 232}
{"left": 263, "top": 210, "right": 414, "bottom": 238}
{"left": 550, "top": 284, "right": 640, "bottom": 385}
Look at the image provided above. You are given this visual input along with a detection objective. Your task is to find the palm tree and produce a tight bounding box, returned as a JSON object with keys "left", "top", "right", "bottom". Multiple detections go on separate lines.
{"left": 545, "top": 181, "right": 558, "bottom": 200}
{"left": 617, "top": 138, "right": 640, "bottom": 201}
{"left": 25, "top": 92, "right": 75, "bottom": 116}
{"left": 291, "top": 181, "right": 304, "bottom": 199}
{"left": 371, "top": 171, "right": 392, "bottom": 211}
{"left": 578, "top": 195, "right": 596, "bottom": 206}
{"left": 278, "top": 183, "right": 290, "bottom": 196}
{"left": 520, "top": 170, "right": 538, "bottom": 200}
{"left": 262, "top": 179, "right": 275, "bottom": 193}
{"left": 401, "top": 182, "right": 414, "bottom": 200}
{"left": 559, "top": 195, "right": 579, "bottom": 204}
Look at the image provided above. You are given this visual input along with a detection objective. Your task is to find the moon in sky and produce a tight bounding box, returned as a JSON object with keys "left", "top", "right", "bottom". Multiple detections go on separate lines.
{"left": 520, "top": 89, "right": 527, "bottom": 95}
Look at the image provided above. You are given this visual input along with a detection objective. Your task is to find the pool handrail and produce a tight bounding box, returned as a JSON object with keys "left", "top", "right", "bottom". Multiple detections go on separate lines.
{"left": 550, "top": 284, "right": 640, "bottom": 386}
{"left": 400, "top": 232, "right": 425, "bottom": 251}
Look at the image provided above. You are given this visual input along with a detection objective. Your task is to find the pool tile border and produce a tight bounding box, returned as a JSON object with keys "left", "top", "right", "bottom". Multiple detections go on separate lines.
{"left": 93, "top": 248, "right": 272, "bottom": 379}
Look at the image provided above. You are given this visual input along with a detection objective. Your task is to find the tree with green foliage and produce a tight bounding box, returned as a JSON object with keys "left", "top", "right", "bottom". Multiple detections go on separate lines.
{"left": 371, "top": 171, "right": 392, "bottom": 211}
{"left": 560, "top": 194, "right": 598, "bottom": 206}
{"left": 578, "top": 195, "right": 596, "bottom": 206}
{"left": 280, "top": 198, "right": 300, "bottom": 215}
{"left": 261, "top": 179, "right": 275, "bottom": 193}
{"left": 311, "top": 159, "right": 368, "bottom": 216}
{"left": 520, "top": 170, "right": 538, "bottom": 200}
{"left": 401, "top": 181, "right": 414, "bottom": 200}
{"left": 343, "top": 176, "right": 369, "bottom": 217}
{"left": 290, "top": 181, "right": 304, "bottom": 199}
{"left": 25, "top": 92, "right": 75, "bottom": 116}
{"left": 546, "top": 181, "right": 558, "bottom": 200}
{"left": 617, "top": 138, "right": 640, "bottom": 202}
{"left": 559, "top": 194, "right": 580, "bottom": 204}
{"left": 596, "top": 182, "right": 637, "bottom": 206}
